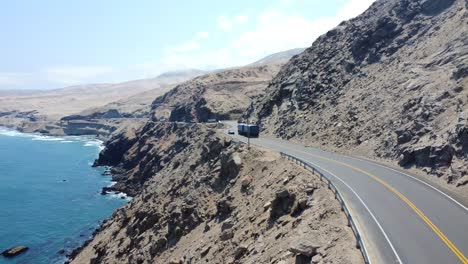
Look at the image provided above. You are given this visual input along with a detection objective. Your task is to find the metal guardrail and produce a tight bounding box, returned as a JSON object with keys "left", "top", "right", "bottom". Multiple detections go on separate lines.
{"left": 280, "top": 152, "right": 371, "bottom": 264}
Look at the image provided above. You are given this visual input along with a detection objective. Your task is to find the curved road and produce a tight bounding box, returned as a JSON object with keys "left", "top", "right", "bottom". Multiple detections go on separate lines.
{"left": 225, "top": 122, "right": 468, "bottom": 264}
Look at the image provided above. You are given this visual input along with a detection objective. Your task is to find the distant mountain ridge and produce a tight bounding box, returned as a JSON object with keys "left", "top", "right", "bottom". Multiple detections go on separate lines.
{"left": 0, "top": 69, "right": 205, "bottom": 119}
{"left": 155, "top": 69, "right": 206, "bottom": 79}
{"left": 0, "top": 48, "right": 304, "bottom": 137}
{"left": 250, "top": 48, "right": 306, "bottom": 66}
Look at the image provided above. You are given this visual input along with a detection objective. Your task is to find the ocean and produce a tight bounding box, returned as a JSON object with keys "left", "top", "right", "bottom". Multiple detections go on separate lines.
{"left": 0, "top": 128, "right": 128, "bottom": 264}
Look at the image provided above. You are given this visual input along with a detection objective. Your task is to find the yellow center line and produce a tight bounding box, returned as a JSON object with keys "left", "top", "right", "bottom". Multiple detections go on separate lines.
{"left": 284, "top": 146, "right": 468, "bottom": 264}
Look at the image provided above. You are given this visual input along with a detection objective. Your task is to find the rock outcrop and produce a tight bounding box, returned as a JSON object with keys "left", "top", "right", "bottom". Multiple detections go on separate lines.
{"left": 1, "top": 246, "right": 29, "bottom": 258}
{"left": 151, "top": 63, "right": 285, "bottom": 123}
{"left": 69, "top": 124, "right": 363, "bottom": 264}
{"left": 247, "top": 0, "right": 467, "bottom": 185}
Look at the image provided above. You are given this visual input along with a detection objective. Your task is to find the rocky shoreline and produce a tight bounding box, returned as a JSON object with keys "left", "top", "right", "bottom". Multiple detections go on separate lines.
{"left": 0, "top": 114, "right": 149, "bottom": 142}
{"left": 0, "top": 126, "right": 129, "bottom": 263}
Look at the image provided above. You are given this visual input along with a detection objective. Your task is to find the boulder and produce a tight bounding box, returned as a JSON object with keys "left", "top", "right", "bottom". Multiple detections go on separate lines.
{"left": 395, "top": 129, "right": 412, "bottom": 144}
{"left": 414, "top": 146, "right": 431, "bottom": 167}
{"left": 233, "top": 244, "right": 248, "bottom": 259}
{"left": 456, "top": 176, "right": 468, "bottom": 187}
{"left": 399, "top": 143, "right": 455, "bottom": 168}
{"left": 292, "top": 198, "right": 309, "bottom": 216}
{"left": 216, "top": 199, "right": 233, "bottom": 219}
{"left": 289, "top": 239, "right": 320, "bottom": 257}
{"left": 100, "top": 188, "right": 109, "bottom": 195}
{"left": 232, "top": 153, "right": 242, "bottom": 166}
{"left": 221, "top": 218, "right": 235, "bottom": 231}
{"left": 168, "top": 258, "right": 183, "bottom": 264}
{"left": 270, "top": 187, "right": 296, "bottom": 219}
{"left": 2, "top": 246, "right": 29, "bottom": 258}
{"left": 241, "top": 175, "right": 253, "bottom": 190}
{"left": 432, "top": 144, "right": 454, "bottom": 167}
{"left": 200, "top": 245, "right": 211, "bottom": 257}
{"left": 217, "top": 152, "right": 242, "bottom": 188}
{"left": 457, "top": 127, "right": 468, "bottom": 154}
{"left": 220, "top": 230, "right": 234, "bottom": 241}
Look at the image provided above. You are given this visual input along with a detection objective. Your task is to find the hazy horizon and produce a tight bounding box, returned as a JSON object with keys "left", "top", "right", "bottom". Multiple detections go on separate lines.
{"left": 0, "top": 0, "right": 375, "bottom": 90}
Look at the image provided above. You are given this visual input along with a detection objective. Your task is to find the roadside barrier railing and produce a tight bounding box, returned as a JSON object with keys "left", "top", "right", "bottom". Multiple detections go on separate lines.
{"left": 280, "top": 152, "right": 371, "bottom": 264}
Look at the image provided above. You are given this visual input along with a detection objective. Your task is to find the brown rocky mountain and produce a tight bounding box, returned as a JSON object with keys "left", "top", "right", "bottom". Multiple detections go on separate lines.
{"left": 151, "top": 63, "right": 285, "bottom": 122}
{"left": 69, "top": 123, "right": 363, "bottom": 264}
{"left": 247, "top": 0, "right": 468, "bottom": 186}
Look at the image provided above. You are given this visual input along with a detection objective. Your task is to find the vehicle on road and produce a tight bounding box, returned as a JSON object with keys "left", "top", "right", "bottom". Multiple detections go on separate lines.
{"left": 237, "top": 123, "right": 259, "bottom": 137}
{"left": 228, "top": 129, "right": 235, "bottom": 135}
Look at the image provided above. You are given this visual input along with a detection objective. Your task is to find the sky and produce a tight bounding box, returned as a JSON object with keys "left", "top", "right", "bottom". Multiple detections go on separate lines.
{"left": 0, "top": 0, "right": 375, "bottom": 90}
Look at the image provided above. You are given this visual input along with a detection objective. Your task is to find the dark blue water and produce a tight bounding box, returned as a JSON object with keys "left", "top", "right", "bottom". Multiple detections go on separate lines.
{"left": 0, "top": 129, "right": 128, "bottom": 264}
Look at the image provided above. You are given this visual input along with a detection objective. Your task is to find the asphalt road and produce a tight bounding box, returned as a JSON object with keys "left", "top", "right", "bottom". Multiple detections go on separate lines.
{"left": 225, "top": 122, "right": 468, "bottom": 264}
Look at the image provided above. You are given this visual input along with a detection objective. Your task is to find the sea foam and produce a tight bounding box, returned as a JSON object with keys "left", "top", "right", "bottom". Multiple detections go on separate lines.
{"left": 31, "top": 135, "right": 65, "bottom": 141}
{"left": 0, "top": 128, "right": 32, "bottom": 137}
{"left": 84, "top": 140, "right": 104, "bottom": 151}
{"left": 107, "top": 191, "right": 132, "bottom": 201}
{"left": 0, "top": 127, "right": 105, "bottom": 150}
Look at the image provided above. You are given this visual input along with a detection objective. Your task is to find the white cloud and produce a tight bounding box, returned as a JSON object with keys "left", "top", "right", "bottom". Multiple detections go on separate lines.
{"left": 168, "top": 40, "right": 201, "bottom": 53}
{"left": 217, "top": 14, "right": 250, "bottom": 32}
{"left": 232, "top": 11, "right": 337, "bottom": 60}
{"left": 163, "top": 0, "right": 376, "bottom": 70}
{"left": 196, "top": 31, "right": 210, "bottom": 39}
{"left": 1, "top": 0, "right": 377, "bottom": 90}
{"left": 234, "top": 15, "right": 249, "bottom": 24}
{"left": 217, "top": 15, "right": 233, "bottom": 32}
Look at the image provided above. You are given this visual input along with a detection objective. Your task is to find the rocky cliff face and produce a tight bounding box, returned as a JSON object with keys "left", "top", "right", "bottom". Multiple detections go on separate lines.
{"left": 151, "top": 63, "right": 285, "bottom": 122}
{"left": 70, "top": 123, "right": 363, "bottom": 264}
{"left": 94, "top": 122, "right": 230, "bottom": 196}
{"left": 248, "top": 0, "right": 468, "bottom": 185}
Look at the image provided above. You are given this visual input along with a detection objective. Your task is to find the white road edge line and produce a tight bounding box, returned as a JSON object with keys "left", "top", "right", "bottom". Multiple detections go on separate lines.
{"left": 305, "top": 159, "right": 403, "bottom": 264}
{"left": 346, "top": 155, "right": 468, "bottom": 213}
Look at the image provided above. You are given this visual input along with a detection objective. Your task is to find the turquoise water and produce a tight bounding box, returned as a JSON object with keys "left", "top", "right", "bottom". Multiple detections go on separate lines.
{"left": 0, "top": 129, "right": 128, "bottom": 264}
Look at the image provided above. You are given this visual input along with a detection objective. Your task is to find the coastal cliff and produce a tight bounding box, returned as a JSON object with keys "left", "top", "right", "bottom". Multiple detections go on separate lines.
{"left": 69, "top": 123, "right": 363, "bottom": 264}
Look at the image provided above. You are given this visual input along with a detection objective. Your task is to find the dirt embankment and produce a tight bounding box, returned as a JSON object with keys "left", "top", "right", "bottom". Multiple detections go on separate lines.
{"left": 70, "top": 123, "right": 363, "bottom": 264}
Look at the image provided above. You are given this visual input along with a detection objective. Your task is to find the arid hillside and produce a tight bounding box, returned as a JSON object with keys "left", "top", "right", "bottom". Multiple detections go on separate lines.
{"left": 0, "top": 49, "right": 303, "bottom": 138}
{"left": 248, "top": 0, "right": 468, "bottom": 186}
{"left": 0, "top": 69, "right": 204, "bottom": 121}
{"left": 0, "top": 70, "right": 204, "bottom": 138}
{"left": 151, "top": 63, "right": 286, "bottom": 122}
{"left": 69, "top": 123, "right": 363, "bottom": 264}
